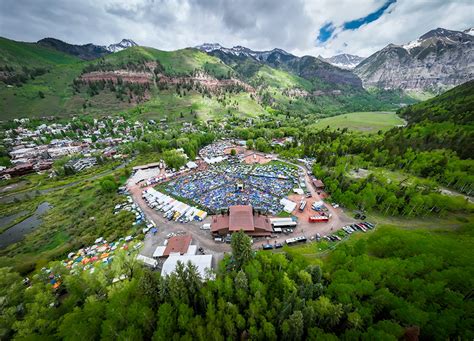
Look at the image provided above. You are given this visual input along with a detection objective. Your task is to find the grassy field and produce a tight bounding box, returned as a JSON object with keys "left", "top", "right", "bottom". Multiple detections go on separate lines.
{"left": 137, "top": 90, "right": 266, "bottom": 122}
{"left": 279, "top": 216, "right": 473, "bottom": 265}
{"left": 253, "top": 65, "right": 313, "bottom": 90}
{"left": 310, "top": 111, "right": 405, "bottom": 132}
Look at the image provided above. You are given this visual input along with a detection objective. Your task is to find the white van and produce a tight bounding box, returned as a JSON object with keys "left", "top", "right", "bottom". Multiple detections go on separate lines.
{"left": 200, "top": 223, "right": 211, "bottom": 230}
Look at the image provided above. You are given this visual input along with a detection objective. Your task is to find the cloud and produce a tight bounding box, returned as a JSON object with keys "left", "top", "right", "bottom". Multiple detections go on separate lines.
{"left": 0, "top": 0, "right": 472, "bottom": 58}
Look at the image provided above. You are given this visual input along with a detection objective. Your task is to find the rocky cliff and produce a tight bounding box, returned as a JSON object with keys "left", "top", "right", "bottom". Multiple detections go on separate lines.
{"left": 354, "top": 28, "right": 474, "bottom": 92}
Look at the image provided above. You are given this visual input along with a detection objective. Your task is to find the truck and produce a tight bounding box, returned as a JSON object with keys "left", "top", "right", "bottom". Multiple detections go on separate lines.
{"left": 308, "top": 215, "right": 329, "bottom": 223}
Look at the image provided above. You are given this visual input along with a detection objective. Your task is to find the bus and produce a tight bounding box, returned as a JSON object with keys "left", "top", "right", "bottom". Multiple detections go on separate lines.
{"left": 285, "top": 235, "right": 307, "bottom": 246}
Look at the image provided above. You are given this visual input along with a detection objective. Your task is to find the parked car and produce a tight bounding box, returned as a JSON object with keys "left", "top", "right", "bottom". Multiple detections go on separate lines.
{"left": 262, "top": 244, "right": 274, "bottom": 250}
{"left": 332, "top": 203, "right": 339, "bottom": 208}
{"left": 274, "top": 243, "right": 283, "bottom": 249}
{"left": 363, "top": 222, "right": 375, "bottom": 229}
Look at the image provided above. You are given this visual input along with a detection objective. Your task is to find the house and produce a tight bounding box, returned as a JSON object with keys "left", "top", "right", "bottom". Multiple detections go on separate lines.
{"left": 1, "top": 163, "right": 34, "bottom": 177}
{"left": 312, "top": 179, "right": 325, "bottom": 190}
{"left": 153, "top": 235, "right": 193, "bottom": 258}
{"left": 64, "top": 157, "right": 97, "bottom": 173}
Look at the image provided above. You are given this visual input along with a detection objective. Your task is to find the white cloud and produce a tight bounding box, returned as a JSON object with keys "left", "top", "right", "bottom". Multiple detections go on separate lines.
{"left": 0, "top": 0, "right": 472, "bottom": 58}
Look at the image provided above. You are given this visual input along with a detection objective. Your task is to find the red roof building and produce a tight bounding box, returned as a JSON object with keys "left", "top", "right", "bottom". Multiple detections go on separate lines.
{"left": 163, "top": 235, "right": 192, "bottom": 257}
{"left": 312, "top": 179, "right": 325, "bottom": 189}
{"left": 211, "top": 205, "right": 272, "bottom": 237}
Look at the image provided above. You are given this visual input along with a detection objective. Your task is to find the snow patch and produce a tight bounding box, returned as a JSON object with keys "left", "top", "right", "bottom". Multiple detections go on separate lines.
{"left": 403, "top": 39, "right": 422, "bottom": 50}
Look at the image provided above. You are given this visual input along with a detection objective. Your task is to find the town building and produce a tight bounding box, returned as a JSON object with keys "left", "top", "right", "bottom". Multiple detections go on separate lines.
{"left": 211, "top": 205, "right": 273, "bottom": 237}
{"left": 152, "top": 235, "right": 194, "bottom": 258}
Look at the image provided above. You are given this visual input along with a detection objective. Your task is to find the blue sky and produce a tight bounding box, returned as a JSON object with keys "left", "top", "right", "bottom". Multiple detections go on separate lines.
{"left": 318, "top": 0, "right": 397, "bottom": 43}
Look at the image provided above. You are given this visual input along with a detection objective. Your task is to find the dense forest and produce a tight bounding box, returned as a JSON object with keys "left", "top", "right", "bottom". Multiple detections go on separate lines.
{"left": 2, "top": 228, "right": 473, "bottom": 340}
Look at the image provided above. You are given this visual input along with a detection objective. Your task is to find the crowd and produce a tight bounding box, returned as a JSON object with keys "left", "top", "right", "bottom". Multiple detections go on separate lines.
{"left": 164, "top": 162, "right": 299, "bottom": 214}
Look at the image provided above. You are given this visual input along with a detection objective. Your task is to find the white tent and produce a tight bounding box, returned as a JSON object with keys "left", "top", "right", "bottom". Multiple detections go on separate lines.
{"left": 161, "top": 255, "right": 213, "bottom": 278}
{"left": 186, "top": 161, "right": 198, "bottom": 169}
{"left": 280, "top": 198, "right": 297, "bottom": 213}
{"left": 152, "top": 246, "right": 166, "bottom": 258}
{"left": 137, "top": 254, "right": 157, "bottom": 268}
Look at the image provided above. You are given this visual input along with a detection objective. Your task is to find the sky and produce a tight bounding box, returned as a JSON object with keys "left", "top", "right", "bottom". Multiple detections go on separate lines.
{"left": 0, "top": 0, "right": 472, "bottom": 58}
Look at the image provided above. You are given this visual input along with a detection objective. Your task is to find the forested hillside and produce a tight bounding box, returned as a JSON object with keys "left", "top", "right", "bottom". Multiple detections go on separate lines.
{"left": 399, "top": 79, "right": 474, "bottom": 124}
{"left": 2, "top": 227, "right": 472, "bottom": 340}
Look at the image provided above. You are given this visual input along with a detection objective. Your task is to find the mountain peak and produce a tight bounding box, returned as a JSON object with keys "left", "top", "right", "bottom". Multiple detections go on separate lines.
{"left": 195, "top": 43, "right": 223, "bottom": 52}
{"left": 37, "top": 37, "right": 110, "bottom": 60}
{"left": 107, "top": 39, "right": 138, "bottom": 53}
{"left": 323, "top": 53, "right": 365, "bottom": 69}
{"left": 419, "top": 27, "right": 462, "bottom": 40}
{"left": 355, "top": 27, "right": 473, "bottom": 92}
{"left": 464, "top": 28, "right": 474, "bottom": 36}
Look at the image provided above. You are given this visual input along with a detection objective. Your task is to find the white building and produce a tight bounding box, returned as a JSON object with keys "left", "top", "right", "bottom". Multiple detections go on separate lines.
{"left": 161, "top": 255, "right": 213, "bottom": 279}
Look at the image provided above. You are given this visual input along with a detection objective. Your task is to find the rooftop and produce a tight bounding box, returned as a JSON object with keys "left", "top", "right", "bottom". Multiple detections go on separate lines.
{"left": 229, "top": 205, "right": 254, "bottom": 231}
{"left": 163, "top": 235, "right": 192, "bottom": 257}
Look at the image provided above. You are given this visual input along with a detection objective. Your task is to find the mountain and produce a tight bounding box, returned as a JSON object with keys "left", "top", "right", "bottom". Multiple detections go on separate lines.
{"left": 0, "top": 36, "right": 412, "bottom": 120}
{"left": 354, "top": 28, "right": 474, "bottom": 92}
{"left": 37, "top": 38, "right": 110, "bottom": 60}
{"left": 196, "top": 43, "right": 363, "bottom": 88}
{"left": 106, "top": 39, "right": 138, "bottom": 53}
{"left": 196, "top": 43, "right": 295, "bottom": 64}
{"left": 37, "top": 38, "right": 138, "bottom": 60}
{"left": 321, "top": 54, "right": 365, "bottom": 69}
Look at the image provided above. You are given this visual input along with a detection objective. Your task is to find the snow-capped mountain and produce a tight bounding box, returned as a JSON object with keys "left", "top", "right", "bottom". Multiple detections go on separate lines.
{"left": 195, "top": 43, "right": 292, "bottom": 62}
{"left": 196, "top": 43, "right": 363, "bottom": 88}
{"left": 354, "top": 28, "right": 474, "bottom": 92}
{"left": 464, "top": 28, "right": 474, "bottom": 36}
{"left": 107, "top": 39, "right": 138, "bottom": 53}
{"left": 322, "top": 54, "right": 365, "bottom": 69}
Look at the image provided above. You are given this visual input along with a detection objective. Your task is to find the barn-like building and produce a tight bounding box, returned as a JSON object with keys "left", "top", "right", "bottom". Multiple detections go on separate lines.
{"left": 211, "top": 205, "right": 272, "bottom": 237}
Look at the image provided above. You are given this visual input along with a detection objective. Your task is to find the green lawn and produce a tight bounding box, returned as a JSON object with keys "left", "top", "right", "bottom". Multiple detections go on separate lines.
{"left": 310, "top": 111, "right": 405, "bottom": 133}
